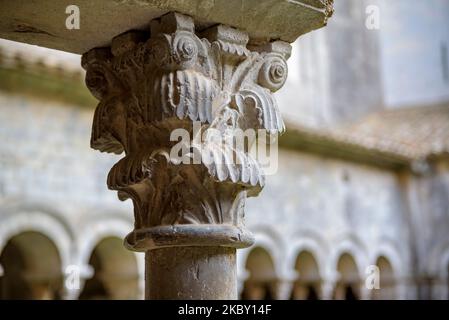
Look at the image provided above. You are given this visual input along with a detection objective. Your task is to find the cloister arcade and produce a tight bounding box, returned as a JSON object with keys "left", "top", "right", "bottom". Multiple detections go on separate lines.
{"left": 1, "top": 0, "right": 448, "bottom": 301}
{"left": 0, "top": 209, "right": 422, "bottom": 300}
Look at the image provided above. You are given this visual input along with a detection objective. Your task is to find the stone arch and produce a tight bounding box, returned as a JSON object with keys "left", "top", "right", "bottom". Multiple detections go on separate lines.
{"left": 371, "top": 240, "right": 404, "bottom": 299}
{"left": 372, "top": 256, "right": 395, "bottom": 299}
{"left": 329, "top": 234, "right": 369, "bottom": 300}
{"left": 237, "top": 226, "right": 285, "bottom": 300}
{"left": 328, "top": 234, "right": 369, "bottom": 280}
{"left": 238, "top": 226, "right": 285, "bottom": 281}
{"left": 76, "top": 215, "right": 143, "bottom": 299}
{"left": 333, "top": 252, "right": 360, "bottom": 300}
{"left": 79, "top": 236, "right": 140, "bottom": 300}
{"left": 285, "top": 231, "right": 327, "bottom": 300}
{"left": 0, "top": 210, "right": 73, "bottom": 273}
{"left": 286, "top": 230, "right": 328, "bottom": 279}
{"left": 291, "top": 250, "right": 322, "bottom": 300}
{"left": 77, "top": 215, "right": 134, "bottom": 268}
{"left": 240, "top": 246, "right": 277, "bottom": 300}
{"left": 371, "top": 241, "right": 404, "bottom": 277}
{"left": 0, "top": 231, "right": 63, "bottom": 299}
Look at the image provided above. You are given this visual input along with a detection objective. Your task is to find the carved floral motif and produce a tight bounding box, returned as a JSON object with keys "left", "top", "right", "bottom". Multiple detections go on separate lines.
{"left": 82, "top": 12, "right": 291, "bottom": 250}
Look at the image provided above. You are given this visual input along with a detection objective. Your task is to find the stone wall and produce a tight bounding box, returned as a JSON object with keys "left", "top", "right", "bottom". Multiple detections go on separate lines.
{"left": 0, "top": 93, "right": 144, "bottom": 299}
{"left": 276, "top": 0, "right": 384, "bottom": 127}
{"left": 0, "top": 91, "right": 417, "bottom": 299}
{"left": 241, "top": 148, "right": 413, "bottom": 299}
{"left": 1, "top": 0, "right": 449, "bottom": 299}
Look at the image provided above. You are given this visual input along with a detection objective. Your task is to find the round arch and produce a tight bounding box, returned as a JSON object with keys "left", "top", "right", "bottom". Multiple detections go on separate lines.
{"left": 0, "top": 211, "right": 73, "bottom": 271}
{"left": 79, "top": 236, "right": 140, "bottom": 300}
{"left": 240, "top": 246, "right": 276, "bottom": 300}
{"left": 370, "top": 241, "right": 405, "bottom": 299}
{"left": 0, "top": 231, "right": 63, "bottom": 299}
{"left": 371, "top": 241, "right": 404, "bottom": 277}
{"left": 327, "top": 234, "right": 369, "bottom": 281}
{"left": 372, "top": 255, "right": 396, "bottom": 299}
{"left": 76, "top": 215, "right": 143, "bottom": 299}
{"left": 291, "top": 250, "right": 322, "bottom": 300}
{"left": 76, "top": 216, "right": 135, "bottom": 268}
{"left": 328, "top": 234, "right": 369, "bottom": 300}
{"left": 334, "top": 252, "right": 360, "bottom": 300}
{"left": 285, "top": 230, "right": 328, "bottom": 280}
{"left": 238, "top": 226, "right": 285, "bottom": 281}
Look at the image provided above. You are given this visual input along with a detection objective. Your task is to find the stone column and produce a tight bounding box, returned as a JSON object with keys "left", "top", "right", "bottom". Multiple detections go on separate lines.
{"left": 321, "top": 278, "right": 337, "bottom": 300}
{"left": 359, "top": 284, "right": 371, "bottom": 300}
{"left": 62, "top": 264, "right": 94, "bottom": 300}
{"left": 82, "top": 12, "right": 291, "bottom": 299}
{"left": 273, "top": 279, "right": 295, "bottom": 300}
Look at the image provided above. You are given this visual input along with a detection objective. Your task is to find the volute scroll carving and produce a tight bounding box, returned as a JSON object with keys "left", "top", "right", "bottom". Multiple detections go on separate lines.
{"left": 82, "top": 12, "right": 291, "bottom": 251}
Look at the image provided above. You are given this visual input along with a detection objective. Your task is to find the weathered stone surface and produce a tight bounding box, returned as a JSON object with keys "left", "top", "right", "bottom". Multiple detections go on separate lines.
{"left": 3, "top": 1, "right": 449, "bottom": 300}
{"left": 2, "top": 87, "right": 447, "bottom": 300}
{"left": 0, "top": 0, "right": 333, "bottom": 54}
{"left": 81, "top": 12, "right": 292, "bottom": 299}
{"left": 82, "top": 12, "right": 290, "bottom": 252}
{"left": 147, "top": 246, "right": 236, "bottom": 299}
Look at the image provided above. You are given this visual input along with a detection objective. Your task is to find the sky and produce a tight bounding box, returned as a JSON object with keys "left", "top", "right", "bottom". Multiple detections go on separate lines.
{"left": 379, "top": 0, "right": 449, "bottom": 107}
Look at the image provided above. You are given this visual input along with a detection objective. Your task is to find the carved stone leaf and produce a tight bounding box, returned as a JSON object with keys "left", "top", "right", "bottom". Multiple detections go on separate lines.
{"left": 196, "top": 139, "right": 265, "bottom": 188}
{"left": 81, "top": 12, "right": 291, "bottom": 246}
{"left": 153, "top": 70, "right": 219, "bottom": 123}
{"left": 236, "top": 86, "right": 285, "bottom": 134}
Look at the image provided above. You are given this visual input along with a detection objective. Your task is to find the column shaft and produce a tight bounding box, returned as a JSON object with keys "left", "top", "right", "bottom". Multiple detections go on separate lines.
{"left": 146, "top": 246, "right": 236, "bottom": 299}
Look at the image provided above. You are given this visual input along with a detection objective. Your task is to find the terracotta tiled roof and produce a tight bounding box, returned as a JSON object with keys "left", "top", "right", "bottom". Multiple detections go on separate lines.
{"left": 284, "top": 102, "right": 449, "bottom": 168}
{"left": 333, "top": 102, "right": 449, "bottom": 160}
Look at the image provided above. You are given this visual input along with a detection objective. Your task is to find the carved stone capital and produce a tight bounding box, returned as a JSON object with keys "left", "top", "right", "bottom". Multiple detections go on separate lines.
{"left": 82, "top": 12, "right": 291, "bottom": 252}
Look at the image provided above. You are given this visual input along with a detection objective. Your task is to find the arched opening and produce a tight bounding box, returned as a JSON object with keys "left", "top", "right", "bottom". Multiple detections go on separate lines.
{"left": 333, "top": 253, "right": 360, "bottom": 300}
{"left": 241, "top": 247, "right": 276, "bottom": 300}
{"left": 290, "top": 250, "right": 321, "bottom": 300}
{"left": 79, "top": 237, "right": 139, "bottom": 300}
{"left": 372, "top": 256, "right": 396, "bottom": 299}
{"left": 0, "top": 231, "right": 63, "bottom": 299}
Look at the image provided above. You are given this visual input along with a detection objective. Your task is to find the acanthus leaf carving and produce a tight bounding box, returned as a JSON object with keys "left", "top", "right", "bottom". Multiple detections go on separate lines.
{"left": 82, "top": 12, "right": 291, "bottom": 251}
